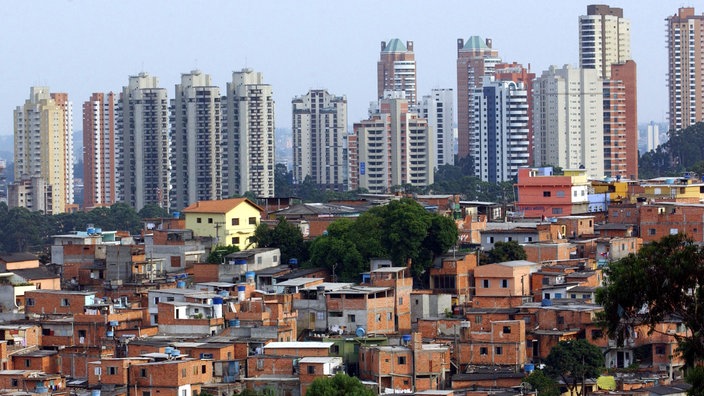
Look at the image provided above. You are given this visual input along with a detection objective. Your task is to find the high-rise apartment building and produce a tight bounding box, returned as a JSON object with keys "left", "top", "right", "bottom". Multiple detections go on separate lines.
{"left": 457, "top": 36, "right": 501, "bottom": 160}
{"left": 83, "top": 92, "right": 118, "bottom": 210}
{"left": 580, "top": 4, "right": 638, "bottom": 179}
{"left": 419, "top": 89, "right": 454, "bottom": 168}
{"left": 377, "top": 39, "right": 417, "bottom": 104}
{"left": 223, "top": 69, "right": 275, "bottom": 198}
{"left": 647, "top": 121, "right": 660, "bottom": 152}
{"left": 667, "top": 7, "right": 704, "bottom": 132}
{"left": 11, "top": 87, "right": 73, "bottom": 214}
{"left": 352, "top": 96, "right": 434, "bottom": 193}
{"left": 118, "top": 73, "right": 170, "bottom": 211}
{"left": 292, "top": 89, "right": 348, "bottom": 191}
{"left": 171, "top": 70, "right": 222, "bottom": 210}
{"left": 579, "top": 4, "right": 631, "bottom": 79}
{"left": 533, "top": 65, "right": 604, "bottom": 179}
{"left": 495, "top": 63, "right": 535, "bottom": 166}
{"left": 472, "top": 77, "right": 530, "bottom": 183}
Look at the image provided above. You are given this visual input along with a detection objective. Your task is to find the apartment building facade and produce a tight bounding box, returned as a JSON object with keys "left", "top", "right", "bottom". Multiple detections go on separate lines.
{"left": 82, "top": 92, "right": 118, "bottom": 209}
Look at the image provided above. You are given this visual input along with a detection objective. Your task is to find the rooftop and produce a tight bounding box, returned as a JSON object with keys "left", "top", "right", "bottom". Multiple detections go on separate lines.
{"left": 182, "top": 198, "right": 263, "bottom": 214}
{"left": 382, "top": 38, "right": 408, "bottom": 53}
{"left": 263, "top": 341, "right": 333, "bottom": 349}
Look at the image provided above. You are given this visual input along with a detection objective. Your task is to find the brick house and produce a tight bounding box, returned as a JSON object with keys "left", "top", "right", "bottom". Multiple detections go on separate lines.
{"left": 473, "top": 261, "right": 538, "bottom": 308}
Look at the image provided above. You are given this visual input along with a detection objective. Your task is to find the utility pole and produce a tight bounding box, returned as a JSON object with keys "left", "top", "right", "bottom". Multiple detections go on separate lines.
{"left": 213, "top": 221, "right": 225, "bottom": 245}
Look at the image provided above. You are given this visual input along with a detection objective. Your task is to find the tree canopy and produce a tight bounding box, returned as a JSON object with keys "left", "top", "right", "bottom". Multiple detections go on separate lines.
{"left": 524, "top": 369, "right": 560, "bottom": 396}
{"left": 206, "top": 245, "right": 240, "bottom": 264}
{"left": 596, "top": 234, "right": 704, "bottom": 369}
{"left": 307, "top": 198, "right": 458, "bottom": 285}
{"left": 250, "top": 218, "right": 306, "bottom": 265}
{"left": 306, "top": 373, "right": 375, "bottom": 396}
{"left": 482, "top": 241, "right": 527, "bottom": 264}
{"left": 544, "top": 339, "right": 604, "bottom": 396}
{"left": 639, "top": 122, "right": 704, "bottom": 179}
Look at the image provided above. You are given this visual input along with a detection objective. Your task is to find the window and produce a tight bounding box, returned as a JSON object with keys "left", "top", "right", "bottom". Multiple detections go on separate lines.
{"left": 78, "top": 330, "right": 87, "bottom": 338}
{"left": 649, "top": 228, "right": 656, "bottom": 236}
{"left": 249, "top": 217, "right": 257, "bottom": 225}
{"left": 182, "top": 368, "right": 187, "bottom": 378}
{"left": 232, "top": 237, "right": 240, "bottom": 245}
{"left": 503, "top": 326, "right": 511, "bottom": 334}
{"left": 197, "top": 217, "right": 202, "bottom": 223}
{"left": 61, "top": 298, "right": 70, "bottom": 307}
{"left": 26, "top": 298, "right": 34, "bottom": 307}
{"left": 376, "top": 314, "right": 381, "bottom": 322}
{"left": 142, "top": 392, "right": 151, "bottom": 396}
{"left": 232, "top": 218, "right": 240, "bottom": 226}
{"left": 25, "top": 359, "right": 30, "bottom": 368}
{"left": 330, "top": 344, "right": 340, "bottom": 354}
{"left": 348, "top": 314, "right": 356, "bottom": 322}
{"left": 307, "top": 365, "right": 315, "bottom": 374}
{"left": 557, "top": 316, "right": 565, "bottom": 325}
{"left": 591, "top": 329, "right": 603, "bottom": 339}
{"left": 387, "top": 312, "right": 392, "bottom": 320}
{"left": 482, "top": 279, "right": 490, "bottom": 288}
{"left": 108, "top": 366, "right": 117, "bottom": 375}
{"left": 11, "top": 379, "right": 18, "bottom": 387}
{"left": 475, "top": 315, "right": 482, "bottom": 324}
{"left": 543, "top": 191, "right": 551, "bottom": 197}
{"left": 552, "top": 208, "right": 563, "bottom": 215}
{"left": 208, "top": 218, "right": 213, "bottom": 224}
{"left": 556, "top": 191, "right": 565, "bottom": 198}
{"left": 495, "top": 346, "right": 503, "bottom": 355}
{"left": 202, "top": 365, "right": 207, "bottom": 374}
{"left": 501, "top": 279, "right": 508, "bottom": 288}
{"left": 480, "top": 347, "right": 488, "bottom": 355}
{"left": 141, "top": 368, "right": 147, "bottom": 377}
{"left": 398, "top": 356, "right": 406, "bottom": 365}
{"left": 655, "top": 345, "right": 666, "bottom": 355}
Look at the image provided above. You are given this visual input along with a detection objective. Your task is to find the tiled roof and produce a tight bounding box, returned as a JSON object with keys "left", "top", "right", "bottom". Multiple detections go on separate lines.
{"left": 182, "top": 198, "right": 263, "bottom": 214}
{"left": 382, "top": 38, "right": 407, "bottom": 53}
{"left": 463, "top": 36, "right": 489, "bottom": 50}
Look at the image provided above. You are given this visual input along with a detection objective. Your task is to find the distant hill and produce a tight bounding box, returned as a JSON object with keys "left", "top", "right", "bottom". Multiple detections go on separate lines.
{"left": 0, "top": 135, "right": 12, "bottom": 162}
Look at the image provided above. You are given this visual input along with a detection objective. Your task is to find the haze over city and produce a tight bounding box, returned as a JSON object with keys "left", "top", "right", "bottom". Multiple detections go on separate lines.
{"left": 0, "top": 0, "right": 676, "bottom": 136}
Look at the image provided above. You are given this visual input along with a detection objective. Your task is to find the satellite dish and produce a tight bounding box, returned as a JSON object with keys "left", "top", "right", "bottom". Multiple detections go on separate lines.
{"left": 355, "top": 327, "right": 366, "bottom": 337}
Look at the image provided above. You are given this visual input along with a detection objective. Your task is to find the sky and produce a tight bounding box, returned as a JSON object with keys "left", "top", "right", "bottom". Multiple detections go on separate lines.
{"left": 0, "top": 0, "right": 685, "bottom": 137}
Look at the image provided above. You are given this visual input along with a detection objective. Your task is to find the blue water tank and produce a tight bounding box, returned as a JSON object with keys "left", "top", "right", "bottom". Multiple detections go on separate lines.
{"left": 213, "top": 297, "right": 224, "bottom": 305}
{"left": 245, "top": 271, "right": 255, "bottom": 281}
{"left": 173, "top": 211, "right": 180, "bottom": 219}
{"left": 171, "top": 349, "right": 180, "bottom": 356}
{"left": 164, "top": 347, "right": 174, "bottom": 354}
{"left": 355, "top": 327, "right": 366, "bottom": 337}
{"left": 235, "top": 259, "right": 247, "bottom": 265}
{"left": 90, "top": 389, "right": 100, "bottom": 396}
{"left": 87, "top": 227, "right": 96, "bottom": 235}
{"left": 219, "top": 290, "right": 229, "bottom": 297}
{"left": 109, "top": 320, "right": 119, "bottom": 327}
{"left": 237, "top": 285, "right": 246, "bottom": 292}
{"left": 288, "top": 258, "right": 298, "bottom": 266}
{"left": 401, "top": 334, "right": 412, "bottom": 344}
{"left": 524, "top": 363, "right": 535, "bottom": 373}
{"left": 176, "top": 281, "right": 186, "bottom": 288}
{"left": 106, "top": 330, "right": 114, "bottom": 337}
{"left": 233, "top": 319, "right": 241, "bottom": 328}
{"left": 228, "top": 319, "right": 237, "bottom": 327}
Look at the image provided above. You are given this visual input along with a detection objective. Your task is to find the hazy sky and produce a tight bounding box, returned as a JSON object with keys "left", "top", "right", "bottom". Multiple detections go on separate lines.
{"left": 1, "top": 1, "right": 684, "bottom": 136}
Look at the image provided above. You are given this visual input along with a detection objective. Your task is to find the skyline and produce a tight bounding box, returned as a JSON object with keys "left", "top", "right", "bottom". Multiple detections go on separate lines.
{"left": 1, "top": 1, "right": 679, "bottom": 137}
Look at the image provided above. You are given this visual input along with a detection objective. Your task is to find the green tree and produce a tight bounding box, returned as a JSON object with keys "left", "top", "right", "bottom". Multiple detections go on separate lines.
{"left": 139, "top": 203, "right": 170, "bottom": 219}
{"left": 306, "top": 373, "right": 375, "bottom": 396}
{"left": 484, "top": 241, "right": 527, "bottom": 264}
{"left": 275, "top": 163, "right": 294, "bottom": 197}
{"left": 596, "top": 234, "right": 704, "bottom": 369}
{"left": 524, "top": 370, "right": 560, "bottom": 396}
{"left": 250, "top": 218, "right": 306, "bottom": 265}
{"left": 544, "top": 339, "right": 604, "bottom": 396}
{"left": 308, "top": 235, "right": 364, "bottom": 282}
{"left": 2, "top": 207, "right": 45, "bottom": 252}
{"left": 207, "top": 245, "right": 240, "bottom": 264}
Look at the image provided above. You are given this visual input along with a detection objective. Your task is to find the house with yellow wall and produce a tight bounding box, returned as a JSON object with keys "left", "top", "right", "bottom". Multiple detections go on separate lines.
{"left": 182, "top": 198, "right": 264, "bottom": 250}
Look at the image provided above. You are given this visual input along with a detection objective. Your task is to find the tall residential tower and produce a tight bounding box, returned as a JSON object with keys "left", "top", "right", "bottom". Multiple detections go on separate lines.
{"left": 171, "top": 70, "right": 222, "bottom": 210}
{"left": 667, "top": 7, "right": 704, "bottom": 132}
{"left": 118, "top": 73, "right": 171, "bottom": 211}
{"left": 83, "top": 92, "right": 118, "bottom": 209}
{"left": 11, "top": 87, "right": 73, "bottom": 214}
{"left": 223, "top": 69, "right": 275, "bottom": 198}
{"left": 292, "top": 89, "right": 348, "bottom": 191}
{"left": 457, "top": 36, "right": 501, "bottom": 160}
{"left": 419, "top": 89, "right": 454, "bottom": 168}
{"left": 378, "top": 39, "right": 417, "bottom": 104}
